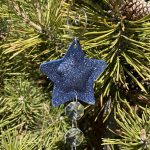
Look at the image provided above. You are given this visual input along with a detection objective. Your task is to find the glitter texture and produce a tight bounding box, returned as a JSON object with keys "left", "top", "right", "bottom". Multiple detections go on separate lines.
{"left": 40, "top": 38, "right": 107, "bottom": 107}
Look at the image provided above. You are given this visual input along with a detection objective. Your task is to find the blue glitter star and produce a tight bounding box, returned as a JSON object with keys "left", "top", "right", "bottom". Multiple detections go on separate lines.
{"left": 40, "top": 38, "right": 107, "bottom": 107}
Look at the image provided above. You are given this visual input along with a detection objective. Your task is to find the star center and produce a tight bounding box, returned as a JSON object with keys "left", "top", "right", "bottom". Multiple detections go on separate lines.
{"left": 57, "top": 59, "right": 92, "bottom": 92}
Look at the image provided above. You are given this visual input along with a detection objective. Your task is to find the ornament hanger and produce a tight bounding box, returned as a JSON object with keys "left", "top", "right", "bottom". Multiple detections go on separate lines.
{"left": 40, "top": 1, "right": 107, "bottom": 149}
{"left": 66, "top": 1, "right": 87, "bottom": 38}
{"left": 64, "top": 4, "right": 88, "bottom": 149}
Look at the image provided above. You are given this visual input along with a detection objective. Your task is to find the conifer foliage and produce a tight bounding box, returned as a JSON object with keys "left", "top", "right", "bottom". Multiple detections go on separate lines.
{"left": 0, "top": 0, "right": 150, "bottom": 149}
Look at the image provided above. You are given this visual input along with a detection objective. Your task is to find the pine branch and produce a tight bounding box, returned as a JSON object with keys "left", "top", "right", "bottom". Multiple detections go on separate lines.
{"left": 12, "top": 1, "right": 42, "bottom": 32}
{"left": 126, "top": 90, "right": 150, "bottom": 105}
{"left": 32, "top": 0, "right": 42, "bottom": 24}
{"left": 102, "top": 101, "right": 150, "bottom": 149}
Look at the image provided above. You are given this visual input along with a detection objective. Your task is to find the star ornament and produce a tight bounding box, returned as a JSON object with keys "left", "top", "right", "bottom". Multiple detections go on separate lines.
{"left": 40, "top": 38, "right": 107, "bottom": 107}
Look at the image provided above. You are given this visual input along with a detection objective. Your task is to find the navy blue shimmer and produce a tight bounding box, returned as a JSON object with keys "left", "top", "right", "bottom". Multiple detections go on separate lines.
{"left": 40, "top": 38, "right": 107, "bottom": 107}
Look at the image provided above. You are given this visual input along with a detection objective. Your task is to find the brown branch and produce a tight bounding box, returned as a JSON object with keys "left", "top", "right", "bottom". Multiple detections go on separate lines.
{"left": 12, "top": 1, "right": 42, "bottom": 32}
{"left": 125, "top": 90, "right": 150, "bottom": 105}
{"left": 32, "top": 0, "right": 42, "bottom": 23}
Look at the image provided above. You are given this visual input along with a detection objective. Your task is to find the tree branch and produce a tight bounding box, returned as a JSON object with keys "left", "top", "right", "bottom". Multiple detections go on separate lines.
{"left": 12, "top": 1, "right": 42, "bottom": 32}
{"left": 32, "top": 0, "right": 42, "bottom": 24}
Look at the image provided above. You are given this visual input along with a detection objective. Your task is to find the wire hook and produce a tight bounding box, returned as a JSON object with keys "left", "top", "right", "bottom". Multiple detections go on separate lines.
{"left": 66, "top": 1, "right": 87, "bottom": 38}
